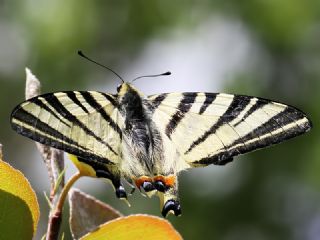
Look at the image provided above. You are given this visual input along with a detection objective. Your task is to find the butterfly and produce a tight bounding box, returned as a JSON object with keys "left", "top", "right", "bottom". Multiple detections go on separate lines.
{"left": 10, "top": 52, "right": 312, "bottom": 217}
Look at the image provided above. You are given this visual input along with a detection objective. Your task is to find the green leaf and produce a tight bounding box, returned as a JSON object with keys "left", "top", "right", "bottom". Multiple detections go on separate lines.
{"left": 69, "top": 188, "right": 122, "bottom": 239}
{"left": 80, "top": 214, "right": 183, "bottom": 240}
{"left": 0, "top": 156, "right": 40, "bottom": 239}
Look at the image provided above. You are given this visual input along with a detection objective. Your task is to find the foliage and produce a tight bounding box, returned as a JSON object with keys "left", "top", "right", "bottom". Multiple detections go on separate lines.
{"left": 81, "top": 215, "right": 182, "bottom": 240}
{"left": 0, "top": 148, "right": 40, "bottom": 239}
{"left": 69, "top": 189, "right": 182, "bottom": 240}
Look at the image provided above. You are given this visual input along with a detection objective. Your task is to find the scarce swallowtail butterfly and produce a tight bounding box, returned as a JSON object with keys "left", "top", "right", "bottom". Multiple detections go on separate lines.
{"left": 10, "top": 52, "right": 312, "bottom": 217}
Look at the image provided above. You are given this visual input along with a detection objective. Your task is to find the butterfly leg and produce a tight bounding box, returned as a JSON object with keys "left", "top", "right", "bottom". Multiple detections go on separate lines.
{"left": 124, "top": 177, "right": 136, "bottom": 195}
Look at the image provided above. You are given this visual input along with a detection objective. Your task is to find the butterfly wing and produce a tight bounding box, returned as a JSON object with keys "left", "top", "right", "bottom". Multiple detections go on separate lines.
{"left": 11, "top": 91, "right": 123, "bottom": 166}
{"left": 147, "top": 92, "right": 312, "bottom": 167}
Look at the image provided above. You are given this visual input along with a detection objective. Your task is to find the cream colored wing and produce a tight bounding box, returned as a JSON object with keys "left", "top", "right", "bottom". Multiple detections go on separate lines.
{"left": 147, "top": 92, "right": 312, "bottom": 167}
{"left": 11, "top": 91, "right": 123, "bottom": 165}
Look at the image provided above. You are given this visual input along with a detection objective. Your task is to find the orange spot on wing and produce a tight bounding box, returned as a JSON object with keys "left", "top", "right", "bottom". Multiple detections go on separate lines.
{"left": 153, "top": 176, "right": 165, "bottom": 182}
{"left": 135, "top": 176, "right": 152, "bottom": 189}
{"left": 164, "top": 175, "right": 176, "bottom": 187}
{"left": 153, "top": 175, "right": 176, "bottom": 187}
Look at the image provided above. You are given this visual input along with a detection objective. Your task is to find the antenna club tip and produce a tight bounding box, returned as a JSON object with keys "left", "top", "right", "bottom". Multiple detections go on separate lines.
{"left": 77, "top": 50, "right": 84, "bottom": 57}
{"left": 164, "top": 71, "right": 171, "bottom": 75}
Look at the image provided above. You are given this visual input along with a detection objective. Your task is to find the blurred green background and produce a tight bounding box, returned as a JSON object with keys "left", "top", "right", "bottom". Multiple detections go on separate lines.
{"left": 1, "top": 1, "right": 319, "bottom": 239}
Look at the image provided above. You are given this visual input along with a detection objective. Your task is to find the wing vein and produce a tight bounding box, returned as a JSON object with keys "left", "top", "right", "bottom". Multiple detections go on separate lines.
{"left": 46, "top": 93, "right": 118, "bottom": 155}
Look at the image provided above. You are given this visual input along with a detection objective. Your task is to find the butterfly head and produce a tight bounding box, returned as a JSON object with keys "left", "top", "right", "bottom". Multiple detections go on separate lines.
{"left": 116, "top": 83, "right": 143, "bottom": 97}
{"left": 116, "top": 83, "right": 129, "bottom": 95}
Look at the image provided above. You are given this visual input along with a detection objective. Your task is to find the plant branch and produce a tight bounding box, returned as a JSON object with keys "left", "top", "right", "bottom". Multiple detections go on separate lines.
{"left": 50, "top": 149, "right": 65, "bottom": 203}
{"left": 25, "top": 68, "right": 65, "bottom": 240}
{"left": 46, "top": 172, "right": 82, "bottom": 240}
{"left": 0, "top": 143, "right": 3, "bottom": 159}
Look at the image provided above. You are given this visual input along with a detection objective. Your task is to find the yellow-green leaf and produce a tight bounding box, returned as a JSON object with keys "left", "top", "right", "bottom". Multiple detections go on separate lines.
{"left": 0, "top": 158, "right": 40, "bottom": 239}
{"left": 81, "top": 214, "right": 183, "bottom": 240}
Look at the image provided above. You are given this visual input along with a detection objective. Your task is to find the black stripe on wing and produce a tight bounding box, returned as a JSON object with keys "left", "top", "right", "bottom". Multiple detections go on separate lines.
{"left": 199, "top": 93, "right": 217, "bottom": 114}
{"left": 11, "top": 110, "right": 113, "bottom": 165}
{"left": 234, "top": 99, "right": 268, "bottom": 127}
{"left": 150, "top": 93, "right": 168, "bottom": 110}
{"left": 29, "top": 97, "right": 71, "bottom": 127}
{"left": 80, "top": 92, "right": 122, "bottom": 137}
{"left": 45, "top": 93, "right": 118, "bottom": 155}
{"left": 101, "top": 93, "right": 118, "bottom": 107}
{"left": 65, "top": 91, "right": 89, "bottom": 113}
{"left": 165, "top": 93, "right": 197, "bottom": 138}
{"left": 194, "top": 106, "right": 312, "bottom": 166}
{"left": 185, "top": 95, "right": 251, "bottom": 154}
{"left": 12, "top": 107, "right": 83, "bottom": 149}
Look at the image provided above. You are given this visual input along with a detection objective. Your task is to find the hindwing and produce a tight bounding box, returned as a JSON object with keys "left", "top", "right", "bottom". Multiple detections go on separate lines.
{"left": 11, "top": 91, "right": 124, "bottom": 165}
{"left": 148, "top": 92, "right": 312, "bottom": 167}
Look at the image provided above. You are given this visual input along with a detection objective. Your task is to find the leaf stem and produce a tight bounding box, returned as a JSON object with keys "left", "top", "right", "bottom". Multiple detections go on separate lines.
{"left": 46, "top": 172, "right": 82, "bottom": 240}
{"left": 56, "top": 172, "right": 82, "bottom": 212}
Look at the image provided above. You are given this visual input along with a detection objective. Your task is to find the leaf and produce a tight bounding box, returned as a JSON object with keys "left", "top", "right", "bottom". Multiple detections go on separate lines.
{"left": 0, "top": 148, "right": 40, "bottom": 239}
{"left": 80, "top": 214, "right": 183, "bottom": 240}
{"left": 69, "top": 188, "right": 122, "bottom": 239}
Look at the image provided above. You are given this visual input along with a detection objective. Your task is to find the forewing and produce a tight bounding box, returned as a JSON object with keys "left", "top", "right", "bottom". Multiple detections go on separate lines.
{"left": 11, "top": 91, "right": 123, "bottom": 165}
{"left": 148, "top": 92, "right": 312, "bottom": 167}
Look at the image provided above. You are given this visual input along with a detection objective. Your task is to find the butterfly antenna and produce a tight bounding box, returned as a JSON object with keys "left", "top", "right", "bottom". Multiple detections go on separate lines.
{"left": 78, "top": 50, "right": 125, "bottom": 83}
{"left": 132, "top": 71, "right": 171, "bottom": 82}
